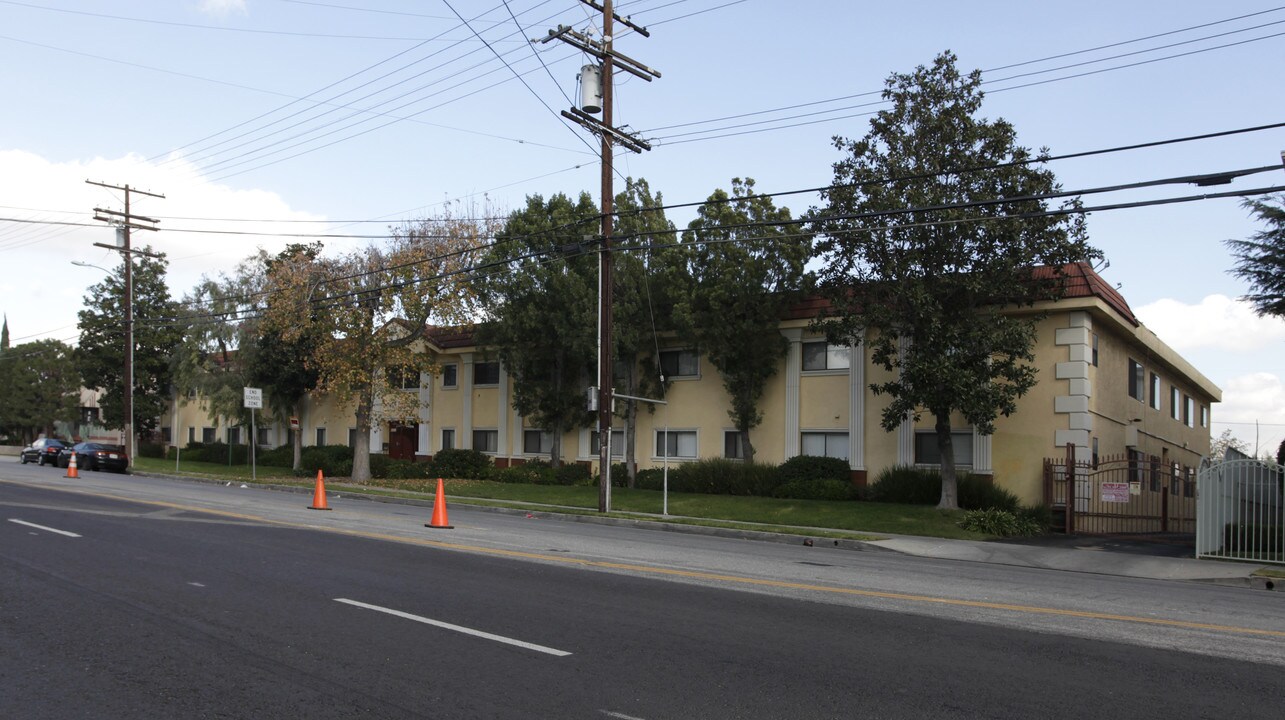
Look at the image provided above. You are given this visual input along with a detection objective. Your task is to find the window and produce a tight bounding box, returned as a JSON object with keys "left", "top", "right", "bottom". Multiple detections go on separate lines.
{"left": 80, "top": 407, "right": 100, "bottom": 424}
{"left": 913, "top": 431, "right": 972, "bottom": 466}
{"left": 523, "top": 430, "right": 553, "bottom": 455}
{"left": 1170, "top": 386, "right": 1180, "bottom": 420}
{"left": 472, "top": 429, "right": 498, "bottom": 453}
{"left": 723, "top": 431, "right": 746, "bottom": 459}
{"left": 387, "top": 366, "right": 418, "bottom": 389}
{"left": 802, "top": 431, "right": 850, "bottom": 460}
{"left": 658, "top": 349, "right": 699, "bottom": 379}
{"left": 1091, "top": 334, "right": 1099, "bottom": 367}
{"left": 1127, "top": 359, "right": 1144, "bottom": 402}
{"left": 188, "top": 427, "right": 196, "bottom": 445}
{"left": 591, "top": 429, "right": 625, "bottom": 458}
{"left": 315, "top": 427, "right": 327, "bottom": 446}
{"left": 441, "top": 364, "right": 458, "bottom": 388}
{"left": 161, "top": 427, "right": 172, "bottom": 444}
{"left": 1183, "top": 395, "right": 1194, "bottom": 428}
{"left": 474, "top": 361, "right": 500, "bottom": 386}
{"left": 1149, "top": 373, "right": 1161, "bottom": 410}
{"left": 348, "top": 428, "right": 358, "bottom": 449}
{"left": 1091, "top": 437, "right": 1099, "bottom": 469}
{"left": 1200, "top": 405, "right": 1208, "bottom": 428}
{"left": 440, "top": 428, "right": 455, "bottom": 450}
{"left": 227, "top": 427, "right": 241, "bottom": 445}
{"left": 656, "top": 430, "right": 697, "bottom": 458}
{"left": 202, "top": 427, "right": 216, "bottom": 444}
{"left": 256, "top": 427, "right": 269, "bottom": 446}
{"left": 802, "top": 341, "right": 850, "bottom": 371}
{"left": 1128, "top": 449, "right": 1147, "bottom": 486}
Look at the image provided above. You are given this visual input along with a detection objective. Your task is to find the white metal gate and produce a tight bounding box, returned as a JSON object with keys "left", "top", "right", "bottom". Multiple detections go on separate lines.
{"left": 1196, "top": 458, "right": 1284, "bottom": 565}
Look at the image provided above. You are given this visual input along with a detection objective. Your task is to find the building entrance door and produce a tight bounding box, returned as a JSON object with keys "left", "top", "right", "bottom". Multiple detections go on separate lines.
{"left": 389, "top": 423, "right": 418, "bottom": 460}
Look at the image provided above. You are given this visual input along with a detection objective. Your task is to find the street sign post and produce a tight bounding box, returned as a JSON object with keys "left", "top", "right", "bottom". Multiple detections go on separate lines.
{"left": 244, "top": 388, "right": 262, "bottom": 483}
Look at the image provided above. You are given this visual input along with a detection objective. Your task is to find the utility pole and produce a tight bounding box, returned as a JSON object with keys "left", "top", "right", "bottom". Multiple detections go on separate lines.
{"left": 544, "top": 0, "right": 657, "bottom": 512}
{"left": 87, "top": 180, "right": 164, "bottom": 469}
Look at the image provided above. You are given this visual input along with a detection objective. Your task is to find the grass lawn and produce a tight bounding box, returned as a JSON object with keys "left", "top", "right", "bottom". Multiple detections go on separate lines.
{"left": 131, "top": 457, "right": 988, "bottom": 541}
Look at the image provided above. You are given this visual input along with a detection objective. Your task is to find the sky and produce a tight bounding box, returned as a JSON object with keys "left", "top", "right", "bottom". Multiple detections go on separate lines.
{"left": 1, "top": 0, "right": 1283, "bottom": 455}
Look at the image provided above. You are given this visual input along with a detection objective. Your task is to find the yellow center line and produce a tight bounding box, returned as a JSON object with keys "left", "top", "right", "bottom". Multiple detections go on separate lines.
{"left": 7, "top": 479, "right": 1283, "bottom": 639}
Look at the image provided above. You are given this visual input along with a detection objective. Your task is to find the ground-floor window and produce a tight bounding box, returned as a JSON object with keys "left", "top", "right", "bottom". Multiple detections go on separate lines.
{"left": 202, "top": 427, "right": 216, "bottom": 444}
{"left": 523, "top": 430, "right": 553, "bottom": 455}
{"left": 723, "top": 431, "right": 746, "bottom": 459}
{"left": 473, "top": 429, "right": 498, "bottom": 453}
{"left": 590, "top": 429, "right": 625, "bottom": 458}
{"left": 913, "top": 430, "right": 972, "bottom": 466}
{"left": 348, "top": 428, "right": 358, "bottom": 449}
{"left": 315, "top": 427, "right": 327, "bottom": 447}
{"left": 227, "top": 427, "right": 241, "bottom": 445}
{"left": 802, "top": 431, "right": 849, "bottom": 461}
{"left": 257, "top": 427, "right": 270, "bottom": 446}
{"left": 440, "top": 428, "right": 455, "bottom": 450}
{"left": 656, "top": 430, "right": 697, "bottom": 459}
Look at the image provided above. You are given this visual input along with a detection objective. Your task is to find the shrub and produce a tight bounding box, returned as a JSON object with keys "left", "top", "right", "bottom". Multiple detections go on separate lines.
{"left": 182, "top": 441, "right": 252, "bottom": 465}
{"left": 430, "top": 448, "right": 492, "bottom": 479}
{"left": 137, "top": 441, "right": 165, "bottom": 459}
{"left": 555, "top": 462, "right": 594, "bottom": 486}
{"left": 664, "top": 458, "right": 782, "bottom": 496}
{"left": 256, "top": 444, "right": 294, "bottom": 468}
{"left": 492, "top": 462, "right": 556, "bottom": 485}
{"left": 635, "top": 467, "right": 666, "bottom": 491}
{"left": 958, "top": 474, "right": 1021, "bottom": 512}
{"left": 378, "top": 458, "right": 434, "bottom": 480}
{"left": 957, "top": 508, "right": 1045, "bottom": 537}
{"left": 298, "top": 445, "right": 354, "bottom": 477}
{"left": 777, "top": 455, "right": 851, "bottom": 485}
{"left": 771, "top": 478, "right": 859, "bottom": 501}
{"left": 869, "top": 465, "right": 941, "bottom": 504}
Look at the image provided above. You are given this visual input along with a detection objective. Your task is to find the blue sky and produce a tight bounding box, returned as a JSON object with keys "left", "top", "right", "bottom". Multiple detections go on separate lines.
{"left": 2, "top": 0, "right": 1283, "bottom": 453}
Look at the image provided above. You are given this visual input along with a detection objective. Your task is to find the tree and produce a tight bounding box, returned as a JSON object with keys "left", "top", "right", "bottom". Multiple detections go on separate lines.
{"left": 475, "top": 193, "right": 600, "bottom": 466}
{"left": 265, "top": 209, "right": 487, "bottom": 482}
{"left": 1226, "top": 195, "right": 1285, "bottom": 318}
{"left": 1209, "top": 428, "right": 1249, "bottom": 460}
{"left": 811, "top": 52, "right": 1098, "bottom": 509}
{"left": 76, "top": 250, "right": 182, "bottom": 442}
{"left": 611, "top": 178, "right": 680, "bottom": 484}
{"left": 0, "top": 340, "right": 81, "bottom": 443}
{"left": 675, "top": 178, "right": 810, "bottom": 463}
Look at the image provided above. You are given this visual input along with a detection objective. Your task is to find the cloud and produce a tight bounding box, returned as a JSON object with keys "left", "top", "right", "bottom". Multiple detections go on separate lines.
{"left": 0, "top": 149, "right": 326, "bottom": 343}
{"left": 197, "top": 1, "right": 248, "bottom": 18}
{"left": 1135, "top": 295, "right": 1285, "bottom": 352}
{"left": 1214, "top": 372, "right": 1285, "bottom": 458}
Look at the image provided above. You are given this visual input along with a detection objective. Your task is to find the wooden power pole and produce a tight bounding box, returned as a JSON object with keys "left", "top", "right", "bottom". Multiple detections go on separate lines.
{"left": 544, "top": 0, "right": 658, "bottom": 511}
{"left": 87, "top": 180, "right": 164, "bottom": 468}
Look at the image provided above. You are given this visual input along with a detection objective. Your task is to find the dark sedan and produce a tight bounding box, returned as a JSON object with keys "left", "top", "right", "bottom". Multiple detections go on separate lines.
{"left": 20, "top": 438, "right": 68, "bottom": 466}
{"left": 57, "top": 442, "right": 130, "bottom": 473}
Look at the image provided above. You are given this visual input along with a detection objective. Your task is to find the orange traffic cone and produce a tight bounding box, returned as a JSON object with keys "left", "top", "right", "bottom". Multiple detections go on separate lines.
{"left": 425, "top": 478, "right": 453, "bottom": 529}
{"left": 65, "top": 451, "right": 79, "bottom": 479}
{"left": 308, "top": 470, "right": 331, "bottom": 511}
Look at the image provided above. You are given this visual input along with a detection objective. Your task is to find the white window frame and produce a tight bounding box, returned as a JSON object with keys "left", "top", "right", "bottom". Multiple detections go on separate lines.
{"left": 654, "top": 429, "right": 698, "bottom": 459}
{"left": 658, "top": 348, "right": 700, "bottom": 380}
{"left": 912, "top": 430, "right": 974, "bottom": 467}
{"left": 723, "top": 430, "right": 747, "bottom": 460}
{"left": 590, "top": 429, "right": 625, "bottom": 459}
{"left": 440, "top": 428, "right": 455, "bottom": 451}
{"left": 801, "top": 341, "right": 850, "bottom": 373}
{"left": 801, "top": 430, "right": 850, "bottom": 461}
{"left": 1170, "top": 386, "right": 1180, "bottom": 420}
{"left": 472, "top": 428, "right": 499, "bottom": 454}
{"left": 523, "top": 429, "right": 554, "bottom": 455}
{"left": 441, "top": 364, "right": 458, "bottom": 389}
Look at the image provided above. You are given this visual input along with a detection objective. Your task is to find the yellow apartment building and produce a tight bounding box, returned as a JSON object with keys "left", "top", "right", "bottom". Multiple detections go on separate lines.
{"left": 165, "top": 263, "right": 1218, "bottom": 505}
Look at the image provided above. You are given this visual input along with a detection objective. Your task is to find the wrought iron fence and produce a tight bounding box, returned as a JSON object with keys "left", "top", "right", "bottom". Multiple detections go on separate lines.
{"left": 1044, "top": 447, "right": 1197, "bottom": 535}
{"left": 1196, "top": 458, "right": 1284, "bottom": 565}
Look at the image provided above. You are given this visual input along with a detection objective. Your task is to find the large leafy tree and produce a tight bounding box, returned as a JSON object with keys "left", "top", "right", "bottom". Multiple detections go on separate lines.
{"left": 0, "top": 339, "right": 80, "bottom": 443}
{"left": 811, "top": 51, "right": 1097, "bottom": 509}
{"left": 265, "top": 211, "right": 486, "bottom": 482}
{"left": 76, "top": 250, "right": 182, "bottom": 441}
{"left": 611, "top": 178, "right": 679, "bottom": 484}
{"left": 475, "top": 193, "right": 599, "bottom": 466}
{"left": 1226, "top": 195, "right": 1285, "bottom": 318}
{"left": 675, "top": 177, "right": 810, "bottom": 463}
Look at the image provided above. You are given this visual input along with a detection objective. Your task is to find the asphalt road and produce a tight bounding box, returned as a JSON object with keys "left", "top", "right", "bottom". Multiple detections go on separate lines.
{"left": 2, "top": 464, "right": 1282, "bottom": 719}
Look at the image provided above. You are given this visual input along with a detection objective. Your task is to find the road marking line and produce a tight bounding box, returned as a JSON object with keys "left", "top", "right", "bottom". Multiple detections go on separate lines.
{"left": 6, "top": 480, "right": 1282, "bottom": 640}
{"left": 601, "top": 711, "right": 649, "bottom": 720}
{"left": 7, "top": 518, "right": 81, "bottom": 537}
{"left": 334, "top": 598, "right": 572, "bottom": 657}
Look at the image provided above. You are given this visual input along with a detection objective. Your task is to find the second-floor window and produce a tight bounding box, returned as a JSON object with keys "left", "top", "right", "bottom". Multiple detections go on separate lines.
{"left": 1127, "top": 359, "right": 1144, "bottom": 402}
{"left": 1149, "top": 373, "right": 1161, "bottom": 410}
{"left": 474, "top": 361, "right": 500, "bottom": 386}
{"left": 659, "top": 349, "right": 699, "bottom": 379}
{"left": 441, "top": 364, "right": 458, "bottom": 388}
{"left": 802, "top": 341, "right": 850, "bottom": 371}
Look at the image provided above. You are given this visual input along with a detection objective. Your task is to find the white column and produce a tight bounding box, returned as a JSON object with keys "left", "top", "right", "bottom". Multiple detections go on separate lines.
{"left": 849, "top": 336, "right": 865, "bottom": 471}
{"left": 496, "top": 361, "right": 509, "bottom": 457}
{"left": 461, "top": 352, "right": 474, "bottom": 449}
{"left": 418, "top": 371, "right": 431, "bottom": 456}
{"left": 782, "top": 328, "right": 802, "bottom": 458}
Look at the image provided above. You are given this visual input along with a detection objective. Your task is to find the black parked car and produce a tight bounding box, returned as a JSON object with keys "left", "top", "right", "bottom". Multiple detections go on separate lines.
{"left": 57, "top": 442, "right": 130, "bottom": 473}
{"left": 20, "top": 438, "right": 67, "bottom": 466}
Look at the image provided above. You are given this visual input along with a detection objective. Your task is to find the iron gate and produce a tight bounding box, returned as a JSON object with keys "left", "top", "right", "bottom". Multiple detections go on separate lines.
{"left": 1196, "top": 458, "right": 1284, "bottom": 565}
{"left": 1044, "top": 447, "right": 1197, "bottom": 536}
